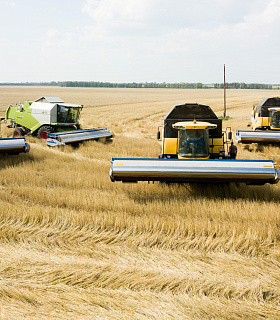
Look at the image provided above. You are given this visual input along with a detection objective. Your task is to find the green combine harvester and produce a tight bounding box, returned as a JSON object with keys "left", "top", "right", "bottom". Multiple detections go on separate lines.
{"left": 5, "top": 96, "right": 113, "bottom": 146}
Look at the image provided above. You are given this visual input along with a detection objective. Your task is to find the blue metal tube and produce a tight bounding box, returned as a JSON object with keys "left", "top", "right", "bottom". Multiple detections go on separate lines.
{"left": 236, "top": 130, "right": 280, "bottom": 144}
{"left": 0, "top": 138, "right": 30, "bottom": 154}
{"left": 47, "top": 128, "right": 113, "bottom": 146}
{"left": 110, "top": 158, "right": 280, "bottom": 185}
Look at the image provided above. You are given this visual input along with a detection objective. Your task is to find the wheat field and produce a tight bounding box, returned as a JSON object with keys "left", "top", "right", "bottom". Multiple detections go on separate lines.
{"left": 0, "top": 86, "right": 280, "bottom": 319}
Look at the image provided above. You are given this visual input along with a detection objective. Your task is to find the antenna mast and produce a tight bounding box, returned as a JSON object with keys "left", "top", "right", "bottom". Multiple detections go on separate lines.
{"left": 224, "top": 64, "right": 226, "bottom": 118}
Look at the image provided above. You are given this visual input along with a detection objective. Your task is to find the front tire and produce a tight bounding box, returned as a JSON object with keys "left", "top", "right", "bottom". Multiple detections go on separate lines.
{"left": 37, "top": 125, "right": 54, "bottom": 140}
{"left": 13, "top": 128, "right": 25, "bottom": 138}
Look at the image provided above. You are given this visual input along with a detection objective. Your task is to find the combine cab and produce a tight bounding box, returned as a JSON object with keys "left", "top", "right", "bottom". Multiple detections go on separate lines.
{"left": 110, "top": 103, "right": 279, "bottom": 185}
{"left": 5, "top": 96, "right": 113, "bottom": 146}
{"left": 236, "top": 97, "right": 280, "bottom": 144}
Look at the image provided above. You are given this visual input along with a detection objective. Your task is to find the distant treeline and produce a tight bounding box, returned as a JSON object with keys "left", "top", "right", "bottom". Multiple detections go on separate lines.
{"left": 0, "top": 81, "right": 274, "bottom": 89}
{"left": 0, "top": 82, "right": 59, "bottom": 87}
{"left": 214, "top": 83, "right": 273, "bottom": 89}
{"left": 60, "top": 81, "right": 274, "bottom": 89}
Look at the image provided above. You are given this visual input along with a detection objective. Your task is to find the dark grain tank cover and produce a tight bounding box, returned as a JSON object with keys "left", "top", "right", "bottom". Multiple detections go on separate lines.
{"left": 164, "top": 103, "right": 222, "bottom": 139}
{"left": 256, "top": 97, "right": 280, "bottom": 117}
{"left": 164, "top": 103, "right": 218, "bottom": 120}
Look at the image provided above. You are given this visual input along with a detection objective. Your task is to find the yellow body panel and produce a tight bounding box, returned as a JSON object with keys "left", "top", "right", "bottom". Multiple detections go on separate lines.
{"left": 163, "top": 138, "right": 177, "bottom": 155}
{"left": 253, "top": 117, "right": 269, "bottom": 130}
{"left": 263, "top": 117, "right": 270, "bottom": 127}
{"left": 210, "top": 138, "right": 224, "bottom": 154}
{"left": 251, "top": 108, "right": 269, "bottom": 130}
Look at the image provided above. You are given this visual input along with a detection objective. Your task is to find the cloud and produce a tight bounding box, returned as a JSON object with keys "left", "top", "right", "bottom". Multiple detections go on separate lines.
{"left": 80, "top": 25, "right": 112, "bottom": 43}
{"left": 81, "top": 0, "right": 277, "bottom": 57}
{"left": 47, "top": 29, "right": 59, "bottom": 38}
{"left": 4, "top": 1, "right": 17, "bottom": 7}
{"left": 79, "top": 0, "right": 280, "bottom": 83}
{"left": 82, "top": 0, "right": 279, "bottom": 54}
{"left": 42, "top": 29, "right": 76, "bottom": 49}
{"left": 82, "top": 0, "right": 271, "bottom": 33}
{"left": 151, "top": 5, "right": 277, "bottom": 59}
{"left": 82, "top": 0, "right": 151, "bottom": 27}
{"left": 1, "top": 0, "right": 278, "bottom": 83}
{"left": 243, "top": 0, "right": 280, "bottom": 35}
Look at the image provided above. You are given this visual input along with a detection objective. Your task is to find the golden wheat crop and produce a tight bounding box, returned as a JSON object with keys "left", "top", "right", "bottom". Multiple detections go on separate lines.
{"left": 0, "top": 86, "right": 279, "bottom": 319}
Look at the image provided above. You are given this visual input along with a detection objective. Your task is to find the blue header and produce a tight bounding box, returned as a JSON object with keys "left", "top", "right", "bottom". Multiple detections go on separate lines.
{"left": 111, "top": 157, "right": 273, "bottom": 163}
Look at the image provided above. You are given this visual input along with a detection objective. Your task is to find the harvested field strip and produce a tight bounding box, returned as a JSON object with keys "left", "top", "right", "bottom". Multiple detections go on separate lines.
{"left": 0, "top": 200, "right": 279, "bottom": 258}
{"left": 0, "top": 88, "right": 280, "bottom": 319}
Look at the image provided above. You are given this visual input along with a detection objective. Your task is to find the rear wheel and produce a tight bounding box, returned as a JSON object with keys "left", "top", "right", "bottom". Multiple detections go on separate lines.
{"left": 13, "top": 128, "right": 25, "bottom": 138}
{"left": 37, "top": 125, "right": 54, "bottom": 140}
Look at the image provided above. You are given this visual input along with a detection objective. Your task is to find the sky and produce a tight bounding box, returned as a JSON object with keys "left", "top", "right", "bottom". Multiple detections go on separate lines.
{"left": 0, "top": 0, "right": 279, "bottom": 84}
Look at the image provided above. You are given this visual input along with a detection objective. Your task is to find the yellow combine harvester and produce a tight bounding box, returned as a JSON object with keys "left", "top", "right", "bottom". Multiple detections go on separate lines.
{"left": 236, "top": 97, "right": 280, "bottom": 144}
{"left": 157, "top": 103, "right": 230, "bottom": 160}
{"left": 110, "top": 103, "right": 279, "bottom": 185}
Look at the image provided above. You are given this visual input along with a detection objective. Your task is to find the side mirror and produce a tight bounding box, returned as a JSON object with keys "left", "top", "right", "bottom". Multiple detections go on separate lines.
{"left": 228, "top": 131, "right": 232, "bottom": 140}
{"left": 157, "top": 131, "right": 161, "bottom": 140}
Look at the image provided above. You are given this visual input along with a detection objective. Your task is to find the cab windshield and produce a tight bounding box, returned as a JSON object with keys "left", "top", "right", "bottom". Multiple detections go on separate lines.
{"left": 178, "top": 129, "right": 209, "bottom": 158}
{"left": 270, "top": 110, "right": 280, "bottom": 129}
{"left": 57, "top": 105, "right": 80, "bottom": 124}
